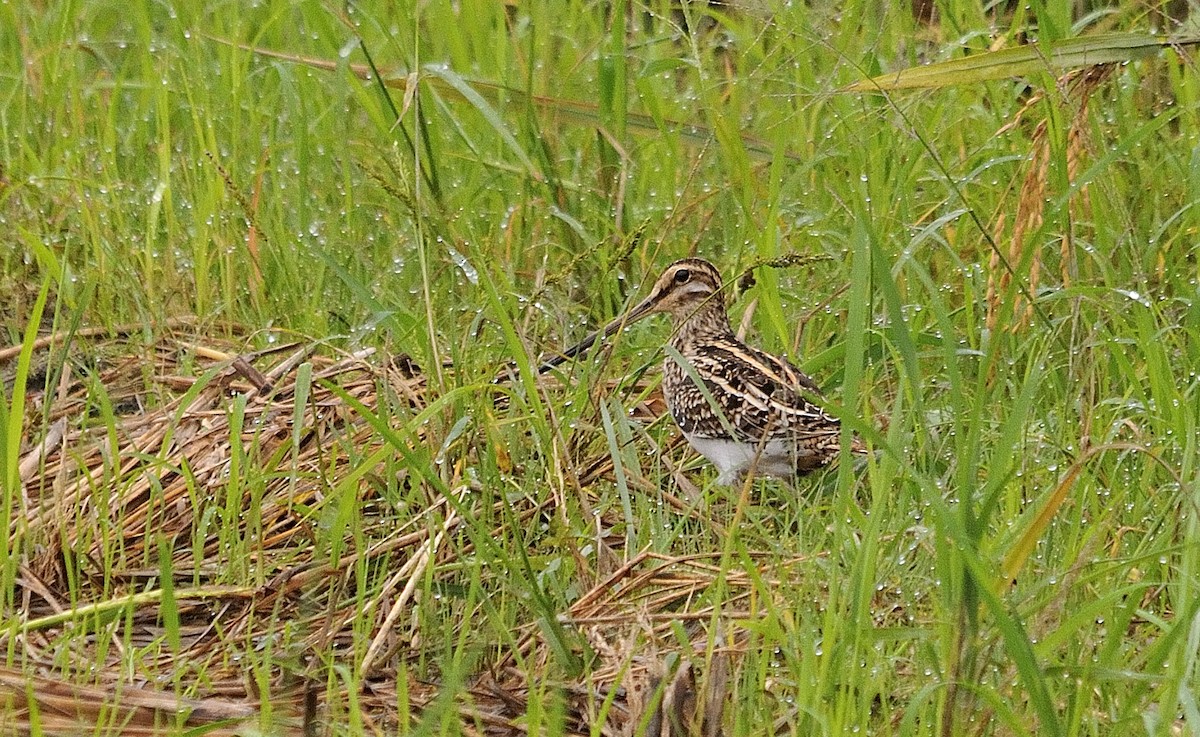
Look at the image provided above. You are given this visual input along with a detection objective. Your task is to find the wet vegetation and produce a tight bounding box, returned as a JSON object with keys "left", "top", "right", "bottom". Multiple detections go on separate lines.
{"left": 2, "top": 0, "right": 1200, "bottom": 734}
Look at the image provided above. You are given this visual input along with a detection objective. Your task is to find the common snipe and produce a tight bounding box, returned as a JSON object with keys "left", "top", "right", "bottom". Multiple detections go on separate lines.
{"left": 544, "top": 258, "right": 861, "bottom": 484}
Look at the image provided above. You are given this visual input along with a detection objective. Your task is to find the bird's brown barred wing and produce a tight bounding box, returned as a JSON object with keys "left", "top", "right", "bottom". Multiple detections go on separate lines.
{"left": 674, "top": 341, "right": 841, "bottom": 442}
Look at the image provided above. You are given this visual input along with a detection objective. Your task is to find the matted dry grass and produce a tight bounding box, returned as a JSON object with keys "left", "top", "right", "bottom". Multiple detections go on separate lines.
{"left": 4, "top": 324, "right": 780, "bottom": 735}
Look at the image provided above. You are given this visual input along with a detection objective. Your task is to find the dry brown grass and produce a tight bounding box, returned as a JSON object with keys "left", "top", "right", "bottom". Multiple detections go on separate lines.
{"left": 3, "top": 324, "right": 786, "bottom": 735}
{"left": 986, "top": 64, "right": 1113, "bottom": 332}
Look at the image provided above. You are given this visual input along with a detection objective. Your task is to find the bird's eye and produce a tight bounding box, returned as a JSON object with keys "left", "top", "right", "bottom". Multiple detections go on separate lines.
{"left": 673, "top": 268, "right": 691, "bottom": 284}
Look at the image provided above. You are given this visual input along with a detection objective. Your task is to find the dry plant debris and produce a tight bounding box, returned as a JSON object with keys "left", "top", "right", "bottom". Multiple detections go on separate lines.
{"left": 2, "top": 325, "right": 809, "bottom": 735}
{"left": 986, "top": 64, "right": 1113, "bottom": 332}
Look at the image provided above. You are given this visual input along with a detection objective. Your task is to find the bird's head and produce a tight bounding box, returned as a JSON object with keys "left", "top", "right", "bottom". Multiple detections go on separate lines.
{"left": 620, "top": 258, "right": 725, "bottom": 325}
{"left": 537, "top": 258, "right": 729, "bottom": 372}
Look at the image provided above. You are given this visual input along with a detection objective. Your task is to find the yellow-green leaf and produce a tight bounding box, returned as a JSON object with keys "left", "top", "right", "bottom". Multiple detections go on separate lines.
{"left": 844, "top": 33, "right": 1195, "bottom": 92}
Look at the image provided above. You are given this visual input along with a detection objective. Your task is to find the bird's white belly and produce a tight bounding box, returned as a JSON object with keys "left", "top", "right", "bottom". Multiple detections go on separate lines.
{"left": 683, "top": 433, "right": 796, "bottom": 485}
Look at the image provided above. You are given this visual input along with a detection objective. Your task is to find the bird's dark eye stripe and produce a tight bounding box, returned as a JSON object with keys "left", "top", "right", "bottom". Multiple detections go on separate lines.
{"left": 673, "top": 268, "right": 691, "bottom": 284}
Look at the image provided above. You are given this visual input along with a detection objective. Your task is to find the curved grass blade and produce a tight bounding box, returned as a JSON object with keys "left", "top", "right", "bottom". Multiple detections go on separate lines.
{"left": 421, "top": 63, "right": 543, "bottom": 182}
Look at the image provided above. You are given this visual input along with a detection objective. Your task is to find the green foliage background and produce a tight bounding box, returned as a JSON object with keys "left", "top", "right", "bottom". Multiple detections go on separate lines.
{"left": 2, "top": 1, "right": 1199, "bottom": 734}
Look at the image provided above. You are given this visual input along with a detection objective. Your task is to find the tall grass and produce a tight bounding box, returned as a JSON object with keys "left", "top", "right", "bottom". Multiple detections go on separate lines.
{"left": 3, "top": 0, "right": 1200, "bottom": 734}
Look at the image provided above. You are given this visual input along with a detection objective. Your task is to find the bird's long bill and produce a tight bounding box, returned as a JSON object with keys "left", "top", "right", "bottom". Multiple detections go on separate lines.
{"left": 537, "top": 294, "right": 658, "bottom": 374}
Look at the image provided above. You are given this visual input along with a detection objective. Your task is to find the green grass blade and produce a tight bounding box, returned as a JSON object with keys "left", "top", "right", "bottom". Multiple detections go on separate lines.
{"left": 422, "top": 63, "right": 543, "bottom": 182}
{"left": 0, "top": 277, "right": 50, "bottom": 609}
